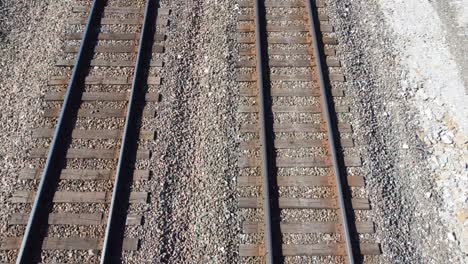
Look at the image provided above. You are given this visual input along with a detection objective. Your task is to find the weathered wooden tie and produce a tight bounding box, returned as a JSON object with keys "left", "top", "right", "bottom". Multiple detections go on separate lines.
{"left": 1, "top": 237, "right": 139, "bottom": 250}
{"left": 19, "top": 168, "right": 150, "bottom": 181}
{"left": 48, "top": 75, "right": 161, "bottom": 85}
{"left": 10, "top": 191, "right": 148, "bottom": 204}
{"left": 239, "top": 243, "right": 380, "bottom": 256}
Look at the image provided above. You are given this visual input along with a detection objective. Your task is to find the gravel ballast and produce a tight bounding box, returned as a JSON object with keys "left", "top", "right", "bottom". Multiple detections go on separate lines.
{"left": 0, "top": 0, "right": 466, "bottom": 263}
{"left": 325, "top": 0, "right": 467, "bottom": 263}
{"left": 0, "top": 1, "right": 71, "bottom": 262}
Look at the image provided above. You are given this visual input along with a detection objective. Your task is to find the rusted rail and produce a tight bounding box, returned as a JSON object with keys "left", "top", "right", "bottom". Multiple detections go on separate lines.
{"left": 305, "top": 0, "right": 356, "bottom": 262}
{"left": 253, "top": 0, "right": 275, "bottom": 262}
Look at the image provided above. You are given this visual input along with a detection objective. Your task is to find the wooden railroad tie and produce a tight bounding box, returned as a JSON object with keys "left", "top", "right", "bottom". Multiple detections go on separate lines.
{"left": 237, "top": 72, "right": 344, "bottom": 82}
{"left": 1, "top": 237, "right": 139, "bottom": 251}
{"left": 48, "top": 75, "right": 161, "bottom": 85}
{"left": 64, "top": 44, "right": 164, "bottom": 54}
{"left": 242, "top": 221, "right": 374, "bottom": 234}
{"left": 239, "top": 138, "right": 354, "bottom": 149}
{"left": 236, "top": 57, "right": 340, "bottom": 68}
{"left": 9, "top": 213, "right": 142, "bottom": 226}
{"left": 239, "top": 87, "right": 345, "bottom": 97}
{"left": 238, "top": 13, "right": 329, "bottom": 22}
{"left": 237, "top": 23, "right": 333, "bottom": 33}
{"left": 30, "top": 148, "right": 150, "bottom": 160}
{"left": 238, "top": 156, "right": 362, "bottom": 168}
{"left": 238, "top": 0, "right": 326, "bottom": 8}
{"left": 19, "top": 168, "right": 150, "bottom": 181}
{"left": 43, "top": 108, "right": 156, "bottom": 118}
{"left": 240, "top": 122, "right": 352, "bottom": 133}
{"left": 239, "top": 243, "right": 380, "bottom": 256}
{"left": 238, "top": 105, "right": 349, "bottom": 113}
{"left": 237, "top": 175, "right": 364, "bottom": 187}
{"left": 56, "top": 59, "right": 163, "bottom": 67}
{"left": 44, "top": 92, "right": 160, "bottom": 102}
{"left": 68, "top": 17, "right": 169, "bottom": 26}
{"left": 238, "top": 197, "right": 370, "bottom": 210}
{"left": 237, "top": 36, "right": 338, "bottom": 45}
{"left": 32, "top": 128, "right": 155, "bottom": 140}
{"left": 239, "top": 47, "right": 336, "bottom": 56}
{"left": 64, "top": 32, "right": 165, "bottom": 41}
{"left": 9, "top": 191, "right": 148, "bottom": 204}
{"left": 72, "top": 6, "right": 170, "bottom": 16}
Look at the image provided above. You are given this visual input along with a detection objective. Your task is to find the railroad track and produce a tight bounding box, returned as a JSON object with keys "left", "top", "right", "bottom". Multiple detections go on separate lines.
{"left": 0, "top": 0, "right": 168, "bottom": 263}
{"left": 236, "top": 0, "right": 381, "bottom": 262}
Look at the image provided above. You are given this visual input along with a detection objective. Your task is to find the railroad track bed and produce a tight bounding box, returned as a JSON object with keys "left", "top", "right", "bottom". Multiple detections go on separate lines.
{"left": 236, "top": 0, "right": 380, "bottom": 262}
{"left": 0, "top": 1, "right": 170, "bottom": 263}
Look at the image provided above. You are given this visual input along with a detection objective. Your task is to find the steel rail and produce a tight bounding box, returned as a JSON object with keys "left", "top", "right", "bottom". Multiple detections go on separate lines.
{"left": 305, "top": 0, "right": 356, "bottom": 263}
{"left": 254, "top": 0, "right": 275, "bottom": 262}
{"left": 15, "top": 0, "right": 103, "bottom": 263}
{"left": 100, "top": 0, "right": 155, "bottom": 262}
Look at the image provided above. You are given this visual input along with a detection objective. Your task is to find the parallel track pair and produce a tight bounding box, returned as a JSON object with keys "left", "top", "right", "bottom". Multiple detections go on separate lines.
{"left": 0, "top": 0, "right": 168, "bottom": 263}
{"left": 236, "top": 0, "right": 381, "bottom": 263}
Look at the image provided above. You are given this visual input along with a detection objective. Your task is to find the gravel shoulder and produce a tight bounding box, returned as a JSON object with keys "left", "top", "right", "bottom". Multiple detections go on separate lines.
{"left": 326, "top": 0, "right": 467, "bottom": 263}
{"left": 0, "top": 1, "right": 71, "bottom": 260}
